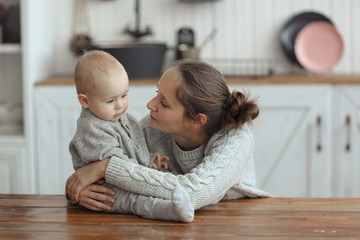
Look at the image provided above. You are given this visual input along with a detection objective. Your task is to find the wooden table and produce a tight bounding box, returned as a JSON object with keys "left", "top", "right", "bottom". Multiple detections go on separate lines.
{"left": 0, "top": 195, "right": 359, "bottom": 239}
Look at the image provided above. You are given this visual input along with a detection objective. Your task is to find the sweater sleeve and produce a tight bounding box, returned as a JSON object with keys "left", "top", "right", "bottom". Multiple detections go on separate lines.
{"left": 105, "top": 126, "right": 263, "bottom": 209}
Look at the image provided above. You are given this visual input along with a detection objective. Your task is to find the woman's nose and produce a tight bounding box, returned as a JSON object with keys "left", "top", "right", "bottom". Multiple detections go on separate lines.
{"left": 147, "top": 97, "right": 156, "bottom": 111}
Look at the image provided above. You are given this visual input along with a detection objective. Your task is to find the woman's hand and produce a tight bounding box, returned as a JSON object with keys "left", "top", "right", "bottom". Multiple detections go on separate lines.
{"left": 66, "top": 158, "right": 110, "bottom": 203}
{"left": 77, "top": 184, "right": 116, "bottom": 211}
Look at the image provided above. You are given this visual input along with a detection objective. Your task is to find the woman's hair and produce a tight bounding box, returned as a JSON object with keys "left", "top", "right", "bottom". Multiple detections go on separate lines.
{"left": 174, "top": 59, "right": 259, "bottom": 139}
{"left": 74, "top": 50, "right": 125, "bottom": 94}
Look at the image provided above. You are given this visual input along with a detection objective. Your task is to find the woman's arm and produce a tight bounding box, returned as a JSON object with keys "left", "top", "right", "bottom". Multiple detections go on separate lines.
{"left": 105, "top": 126, "right": 262, "bottom": 209}
{"left": 77, "top": 184, "right": 116, "bottom": 211}
{"left": 66, "top": 158, "right": 110, "bottom": 203}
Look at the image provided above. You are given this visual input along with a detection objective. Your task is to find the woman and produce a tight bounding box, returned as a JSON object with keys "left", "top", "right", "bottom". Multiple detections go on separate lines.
{"left": 66, "top": 59, "right": 270, "bottom": 211}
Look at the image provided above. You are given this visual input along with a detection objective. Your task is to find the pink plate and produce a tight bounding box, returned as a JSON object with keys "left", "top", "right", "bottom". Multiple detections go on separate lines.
{"left": 294, "top": 21, "right": 343, "bottom": 73}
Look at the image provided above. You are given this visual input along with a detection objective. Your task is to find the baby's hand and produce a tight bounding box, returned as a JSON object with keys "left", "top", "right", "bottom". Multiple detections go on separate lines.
{"left": 152, "top": 154, "right": 169, "bottom": 172}
{"left": 96, "top": 178, "right": 105, "bottom": 184}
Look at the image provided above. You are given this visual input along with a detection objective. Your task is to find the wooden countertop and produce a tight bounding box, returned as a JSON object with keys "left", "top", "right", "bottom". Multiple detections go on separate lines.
{"left": 1, "top": 195, "right": 359, "bottom": 239}
{"left": 35, "top": 74, "right": 360, "bottom": 86}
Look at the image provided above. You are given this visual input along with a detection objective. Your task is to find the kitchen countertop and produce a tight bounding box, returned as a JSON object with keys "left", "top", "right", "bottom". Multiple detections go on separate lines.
{"left": 1, "top": 194, "right": 359, "bottom": 239}
{"left": 35, "top": 74, "right": 360, "bottom": 86}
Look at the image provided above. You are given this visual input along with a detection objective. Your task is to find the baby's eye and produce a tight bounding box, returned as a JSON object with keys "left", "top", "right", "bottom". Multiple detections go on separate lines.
{"left": 121, "top": 93, "right": 128, "bottom": 99}
{"left": 106, "top": 99, "right": 114, "bottom": 104}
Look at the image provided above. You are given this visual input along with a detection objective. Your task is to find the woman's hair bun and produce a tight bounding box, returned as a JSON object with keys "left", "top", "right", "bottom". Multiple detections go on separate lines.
{"left": 226, "top": 91, "right": 259, "bottom": 129}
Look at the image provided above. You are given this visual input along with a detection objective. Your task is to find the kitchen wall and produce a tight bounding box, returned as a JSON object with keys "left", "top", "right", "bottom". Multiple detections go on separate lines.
{"left": 51, "top": 0, "right": 360, "bottom": 76}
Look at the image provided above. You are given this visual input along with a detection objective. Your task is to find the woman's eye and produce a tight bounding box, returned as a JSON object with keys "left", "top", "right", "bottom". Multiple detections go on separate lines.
{"left": 155, "top": 89, "right": 167, "bottom": 107}
{"left": 160, "top": 101, "right": 167, "bottom": 107}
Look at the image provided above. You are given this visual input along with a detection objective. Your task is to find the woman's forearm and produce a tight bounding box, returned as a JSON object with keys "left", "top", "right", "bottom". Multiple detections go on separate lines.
{"left": 99, "top": 158, "right": 110, "bottom": 178}
{"left": 66, "top": 158, "right": 111, "bottom": 203}
{"left": 104, "top": 135, "right": 242, "bottom": 210}
{"left": 105, "top": 156, "right": 177, "bottom": 200}
{"left": 104, "top": 127, "right": 266, "bottom": 209}
{"left": 104, "top": 152, "right": 237, "bottom": 209}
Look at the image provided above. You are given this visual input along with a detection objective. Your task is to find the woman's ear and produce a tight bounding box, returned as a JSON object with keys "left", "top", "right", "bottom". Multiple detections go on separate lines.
{"left": 192, "top": 113, "right": 207, "bottom": 129}
{"left": 78, "top": 94, "right": 89, "bottom": 108}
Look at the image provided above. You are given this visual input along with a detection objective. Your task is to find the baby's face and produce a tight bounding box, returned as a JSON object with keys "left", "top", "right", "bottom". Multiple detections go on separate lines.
{"left": 87, "top": 69, "right": 129, "bottom": 122}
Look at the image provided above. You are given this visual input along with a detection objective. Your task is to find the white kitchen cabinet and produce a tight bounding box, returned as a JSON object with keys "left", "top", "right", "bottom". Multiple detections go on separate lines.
{"left": 35, "top": 84, "right": 156, "bottom": 194}
{"left": 0, "top": 45, "right": 25, "bottom": 193}
{"left": 0, "top": 0, "right": 27, "bottom": 194}
{"left": 332, "top": 85, "right": 360, "bottom": 197}
{"left": 127, "top": 84, "right": 157, "bottom": 119}
{"left": 35, "top": 86, "right": 79, "bottom": 194}
{"left": 230, "top": 84, "right": 333, "bottom": 197}
{"left": 0, "top": 1, "right": 24, "bottom": 156}
{"left": 0, "top": 0, "right": 56, "bottom": 193}
{"left": 0, "top": 137, "right": 27, "bottom": 193}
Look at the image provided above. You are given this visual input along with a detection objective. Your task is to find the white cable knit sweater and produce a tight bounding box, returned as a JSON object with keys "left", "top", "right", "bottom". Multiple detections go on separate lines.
{"left": 105, "top": 116, "right": 270, "bottom": 209}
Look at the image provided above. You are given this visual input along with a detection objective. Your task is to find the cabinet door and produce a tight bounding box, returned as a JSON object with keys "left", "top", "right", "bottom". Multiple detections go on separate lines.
{"left": 0, "top": 146, "right": 25, "bottom": 194}
{"left": 333, "top": 85, "right": 360, "bottom": 197}
{"left": 229, "top": 84, "right": 332, "bottom": 197}
{"left": 35, "top": 86, "right": 80, "bottom": 194}
{"left": 127, "top": 84, "right": 157, "bottom": 120}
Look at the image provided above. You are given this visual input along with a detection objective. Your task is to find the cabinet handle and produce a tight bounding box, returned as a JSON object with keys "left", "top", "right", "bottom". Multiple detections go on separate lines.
{"left": 345, "top": 115, "right": 351, "bottom": 152}
{"left": 316, "top": 116, "right": 322, "bottom": 152}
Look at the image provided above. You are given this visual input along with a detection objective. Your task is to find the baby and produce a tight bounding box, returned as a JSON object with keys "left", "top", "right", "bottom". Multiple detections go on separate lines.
{"left": 68, "top": 50, "right": 194, "bottom": 222}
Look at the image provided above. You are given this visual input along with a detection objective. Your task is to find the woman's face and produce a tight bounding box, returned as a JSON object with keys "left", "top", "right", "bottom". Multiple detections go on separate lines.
{"left": 147, "top": 67, "right": 192, "bottom": 136}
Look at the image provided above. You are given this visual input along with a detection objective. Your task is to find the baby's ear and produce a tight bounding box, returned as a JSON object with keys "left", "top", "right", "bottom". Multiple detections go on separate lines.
{"left": 78, "top": 94, "right": 89, "bottom": 108}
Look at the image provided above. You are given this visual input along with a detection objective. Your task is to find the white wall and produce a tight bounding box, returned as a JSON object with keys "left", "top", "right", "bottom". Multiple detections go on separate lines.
{"left": 51, "top": 0, "right": 360, "bottom": 76}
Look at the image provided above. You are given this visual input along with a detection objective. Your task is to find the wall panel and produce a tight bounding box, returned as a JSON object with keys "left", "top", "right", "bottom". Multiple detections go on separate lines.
{"left": 53, "top": 0, "right": 360, "bottom": 75}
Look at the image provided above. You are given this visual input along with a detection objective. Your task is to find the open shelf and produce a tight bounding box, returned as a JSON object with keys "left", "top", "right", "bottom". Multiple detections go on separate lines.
{"left": 0, "top": 134, "right": 25, "bottom": 144}
{"left": 0, "top": 44, "right": 21, "bottom": 54}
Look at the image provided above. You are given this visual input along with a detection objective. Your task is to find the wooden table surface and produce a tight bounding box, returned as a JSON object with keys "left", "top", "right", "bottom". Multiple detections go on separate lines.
{"left": 0, "top": 195, "right": 359, "bottom": 239}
